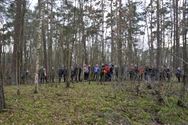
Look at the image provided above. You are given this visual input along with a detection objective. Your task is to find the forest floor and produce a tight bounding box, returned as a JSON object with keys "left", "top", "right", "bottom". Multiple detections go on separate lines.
{"left": 0, "top": 81, "right": 188, "bottom": 125}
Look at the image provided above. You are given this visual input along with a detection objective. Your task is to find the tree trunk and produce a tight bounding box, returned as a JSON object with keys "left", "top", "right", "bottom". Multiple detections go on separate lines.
{"left": 173, "top": 0, "right": 180, "bottom": 69}
{"left": 13, "top": 0, "right": 25, "bottom": 95}
{"left": 170, "top": 1, "right": 174, "bottom": 68}
{"left": 20, "top": 0, "right": 26, "bottom": 84}
{"left": 128, "top": 0, "right": 133, "bottom": 65}
{"left": 117, "top": 0, "right": 123, "bottom": 81}
{"left": 148, "top": 0, "right": 154, "bottom": 66}
{"left": 65, "top": 36, "right": 72, "bottom": 88}
{"left": 161, "top": 0, "right": 165, "bottom": 65}
{"left": 156, "top": 0, "right": 161, "bottom": 70}
{"left": 42, "top": 8, "right": 48, "bottom": 82}
{"left": 48, "top": 0, "right": 53, "bottom": 82}
{"left": 80, "top": 1, "right": 87, "bottom": 64}
{"left": 0, "top": 33, "right": 5, "bottom": 111}
{"left": 34, "top": 0, "right": 42, "bottom": 93}
{"left": 175, "top": 0, "right": 180, "bottom": 68}
{"left": 101, "top": 0, "right": 105, "bottom": 63}
{"left": 110, "top": 0, "right": 114, "bottom": 64}
{"left": 178, "top": 0, "right": 187, "bottom": 106}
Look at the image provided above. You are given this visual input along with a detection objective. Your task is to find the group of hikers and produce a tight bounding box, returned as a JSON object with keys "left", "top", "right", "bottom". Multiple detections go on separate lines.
{"left": 35, "top": 63, "right": 184, "bottom": 84}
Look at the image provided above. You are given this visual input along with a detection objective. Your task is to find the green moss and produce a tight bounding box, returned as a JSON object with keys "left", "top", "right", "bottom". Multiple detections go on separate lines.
{"left": 0, "top": 83, "right": 187, "bottom": 124}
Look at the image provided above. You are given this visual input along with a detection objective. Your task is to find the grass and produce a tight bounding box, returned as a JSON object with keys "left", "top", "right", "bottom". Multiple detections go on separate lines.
{"left": 0, "top": 82, "right": 188, "bottom": 125}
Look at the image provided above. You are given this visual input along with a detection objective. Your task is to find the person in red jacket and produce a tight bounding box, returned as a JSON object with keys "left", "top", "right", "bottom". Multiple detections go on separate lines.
{"left": 104, "top": 64, "right": 110, "bottom": 81}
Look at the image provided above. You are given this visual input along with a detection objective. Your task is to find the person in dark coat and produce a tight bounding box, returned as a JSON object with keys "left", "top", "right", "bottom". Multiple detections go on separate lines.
{"left": 74, "top": 64, "right": 78, "bottom": 82}
{"left": 78, "top": 64, "right": 82, "bottom": 82}
{"left": 63, "top": 67, "right": 68, "bottom": 82}
{"left": 176, "top": 67, "right": 182, "bottom": 82}
{"left": 100, "top": 64, "right": 105, "bottom": 82}
{"left": 83, "top": 64, "right": 89, "bottom": 81}
{"left": 164, "top": 67, "right": 171, "bottom": 82}
{"left": 129, "top": 65, "right": 134, "bottom": 81}
{"left": 58, "top": 67, "right": 63, "bottom": 83}
{"left": 38, "top": 67, "right": 45, "bottom": 83}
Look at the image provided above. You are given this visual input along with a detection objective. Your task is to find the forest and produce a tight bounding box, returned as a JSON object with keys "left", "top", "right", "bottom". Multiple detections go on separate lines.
{"left": 0, "top": 0, "right": 188, "bottom": 124}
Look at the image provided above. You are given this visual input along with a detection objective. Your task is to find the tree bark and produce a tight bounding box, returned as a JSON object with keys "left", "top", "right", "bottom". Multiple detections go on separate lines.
{"left": 34, "top": 0, "right": 42, "bottom": 93}
{"left": 48, "top": 0, "right": 53, "bottom": 82}
{"left": 110, "top": 0, "right": 114, "bottom": 64}
{"left": 13, "top": 0, "right": 26, "bottom": 94}
{"left": 42, "top": 19, "right": 48, "bottom": 80}
{"left": 156, "top": 0, "right": 161, "bottom": 70}
{"left": 178, "top": 0, "right": 188, "bottom": 105}
{"left": 0, "top": 33, "right": 5, "bottom": 111}
{"left": 128, "top": 0, "right": 133, "bottom": 65}
{"left": 101, "top": 0, "right": 105, "bottom": 63}
{"left": 175, "top": 0, "right": 180, "bottom": 68}
{"left": 148, "top": 0, "right": 154, "bottom": 66}
{"left": 20, "top": 0, "right": 26, "bottom": 84}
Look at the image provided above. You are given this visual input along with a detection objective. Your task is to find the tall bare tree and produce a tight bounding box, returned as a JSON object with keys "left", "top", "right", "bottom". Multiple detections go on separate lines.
{"left": 48, "top": 0, "right": 54, "bottom": 82}
{"left": 101, "top": 0, "right": 105, "bottom": 63}
{"left": 178, "top": 0, "right": 188, "bottom": 106}
{"left": 34, "top": 0, "right": 42, "bottom": 93}
{"left": 13, "top": 0, "right": 26, "bottom": 95}
{"left": 127, "top": 0, "right": 134, "bottom": 65}
{"left": 156, "top": 0, "right": 161, "bottom": 70}
{"left": 117, "top": 0, "right": 123, "bottom": 80}
{"left": 110, "top": 0, "right": 115, "bottom": 64}
{"left": 0, "top": 33, "right": 5, "bottom": 111}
